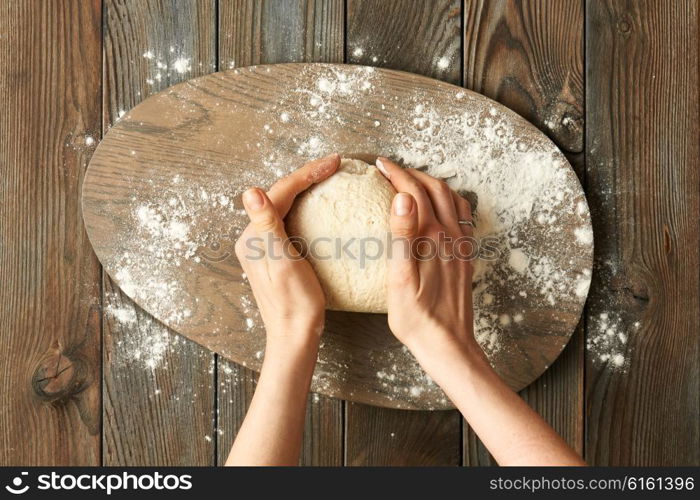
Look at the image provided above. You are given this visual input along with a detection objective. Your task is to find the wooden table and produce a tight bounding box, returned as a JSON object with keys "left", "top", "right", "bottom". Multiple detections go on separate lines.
{"left": 1, "top": 0, "right": 697, "bottom": 466}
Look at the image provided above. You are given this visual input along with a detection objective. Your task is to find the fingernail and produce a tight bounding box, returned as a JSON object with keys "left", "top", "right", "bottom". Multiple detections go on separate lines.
{"left": 313, "top": 153, "right": 339, "bottom": 181}
{"left": 393, "top": 192, "right": 412, "bottom": 216}
{"left": 375, "top": 158, "right": 390, "bottom": 179}
{"left": 319, "top": 153, "right": 339, "bottom": 168}
{"left": 243, "top": 189, "right": 264, "bottom": 210}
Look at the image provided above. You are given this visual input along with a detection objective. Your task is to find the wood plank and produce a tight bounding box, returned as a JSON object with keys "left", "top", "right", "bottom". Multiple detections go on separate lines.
{"left": 102, "top": 0, "right": 217, "bottom": 466}
{"left": 462, "top": 0, "right": 585, "bottom": 464}
{"left": 347, "top": 0, "right": 462, "bottom": 85}
{"left": 344, "top": 0, "right": 463, "bottom": 465}
{"left": 345, "top": 404, "right": 461, "bottom": 465}
{"left": 216, "top": 0, "right": 344, "bottom": 466}
{"left": 464, "top": 0, "right": 584, "bottom": 154}
{"left": 0, "top": 0, "right": 102, "bottom": 466}
{"left": 585, "top": 0, "right": 699, "bottom": 465}
{"left": 219, "top": 0, "right": 344, "bottom": 68}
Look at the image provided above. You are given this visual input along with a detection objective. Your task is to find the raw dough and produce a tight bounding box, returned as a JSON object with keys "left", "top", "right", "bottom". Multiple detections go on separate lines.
{"left": 286, "top": 158, "right": 395, "bottom": 313}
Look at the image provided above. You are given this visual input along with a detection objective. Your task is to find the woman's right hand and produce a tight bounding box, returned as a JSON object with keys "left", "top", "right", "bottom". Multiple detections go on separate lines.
{"left": 376, "top": 158, "right": 584, "bottom": 466}
{"left": 375, "top": 157, "right": 486, "bottom": 367}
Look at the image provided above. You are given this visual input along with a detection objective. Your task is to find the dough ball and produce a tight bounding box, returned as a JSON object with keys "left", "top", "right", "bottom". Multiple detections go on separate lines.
{"left": 286, "top": 158, "right": 396, "bottom": 313}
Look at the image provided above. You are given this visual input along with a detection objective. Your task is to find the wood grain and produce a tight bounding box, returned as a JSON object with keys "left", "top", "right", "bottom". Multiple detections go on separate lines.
{"left": 347, "top": 0, "right": 462, "bottom": 85}
{"left": 464, "top": 0, "right": 584, "bottom": 153}
{"left": 585, "top": 0, "right": 699, "bottom": 465}
{"left": 101, "top": 0, "right": 217, "bottom": 466}
{"left": 0, "top": 0, "right": 102, "bottom": 465}
{"left": 219, "top": 0, "right": 344, "bottom": 68}
{"left": 345, "top": 404, "right": 462, "bottom": 465}
{"left": 217, "top": 0, "right": 345, "bottom": 466}
{"left": 344, "top": 0, "right": 464, "bottom": 465}
{"left": 462, "top": 0, "right": 585, "bottom": 464}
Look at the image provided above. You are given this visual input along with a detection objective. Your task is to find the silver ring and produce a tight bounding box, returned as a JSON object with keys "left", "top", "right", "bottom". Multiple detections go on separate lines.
{"left": 458, "top": 219, "right": 474, "bottom": 227}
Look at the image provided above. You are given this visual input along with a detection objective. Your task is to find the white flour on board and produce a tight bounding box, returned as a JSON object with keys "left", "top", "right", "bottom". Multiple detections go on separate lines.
{"left": 105, "top": 65, "right": 593, "bottom": 405}
{"left": 109, "top": 175, "right": 244, "bottom": 329}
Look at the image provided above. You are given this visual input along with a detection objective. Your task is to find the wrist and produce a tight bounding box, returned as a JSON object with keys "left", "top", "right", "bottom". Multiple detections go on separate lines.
{"left": 264, "top": 327, "right": 320, "bottom": 364}
{"left": 406, "top": 329, "right": 490, "bottom": 378}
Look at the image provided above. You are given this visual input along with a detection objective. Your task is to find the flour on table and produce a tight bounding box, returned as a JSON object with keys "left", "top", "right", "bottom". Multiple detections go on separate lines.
{"left": 172, "top": 57, "right": 191, "bottom": 74}
{"left": 104, "top": 293, "right": 178, "bottom": 370}
{"left": 435, "top": 56, "right": 451, "bottom": 70}
{"left": 508, "top": 248, "right": 530, "bottom": 274}
{"left": 575, "top": 226, "right": 593, "bottom": 245}
{"left": 138, "top": 46, "right": 215, "bottom": 95}
{"left": 587, "top": 311, "right": 635, "bottom": 372}
{"left": 107, "top": 174, "right": 243, "bottom": 331}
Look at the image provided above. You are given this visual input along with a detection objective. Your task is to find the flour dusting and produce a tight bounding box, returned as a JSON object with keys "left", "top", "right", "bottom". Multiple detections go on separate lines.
{"left": 105, "top": 294, "right": 176, "bottom": 370}
{"left": 108, "top": 175, "right": 243, "bottom": 329}
{"left": 587, "top": 311, "right": 635, "bottom": 372}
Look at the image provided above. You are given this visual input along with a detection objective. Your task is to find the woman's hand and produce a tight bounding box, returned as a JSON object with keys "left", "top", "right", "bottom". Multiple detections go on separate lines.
{"left": 375, "top": 157, "right": 483, "bottom": 364}
{"left": 227, "top": 153, "right": 340, "bottom": 466}
{"left": 376, "top": 156, "right": 584, "bottom": 466}
{"left": 235, "top": 153, "right": 340, "bottom": 348}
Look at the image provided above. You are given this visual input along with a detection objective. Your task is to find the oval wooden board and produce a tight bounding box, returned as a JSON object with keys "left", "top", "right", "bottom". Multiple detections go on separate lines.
{"left": 83, "top": 63, "right": 593, "bottom": 410}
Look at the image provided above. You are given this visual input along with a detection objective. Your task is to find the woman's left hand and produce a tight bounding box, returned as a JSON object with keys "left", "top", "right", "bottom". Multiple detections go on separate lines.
{"left": 235, "top": 153, "right": 341, "bottom": 349}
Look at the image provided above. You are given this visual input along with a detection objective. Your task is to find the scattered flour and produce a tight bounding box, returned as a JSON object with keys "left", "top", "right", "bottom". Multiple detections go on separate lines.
{"left": 104, "top": 293, "right": 183, "bottom": 370}
{"left": 436, "top": 56, "right": 450, "bottom": 70}
{"left": 108, "top": 174, "right": 241, "bottom": 331}
{"left": 172, "top": 57, "right": 191, "bottom": 74}
{"left": 238, "top": 66, "right": 585, "bottom": 403}
{"left": 587, "top": 311, "right": 633, "bottom": 371}
{"left": 139, "top": 46, "right": 215, "bottom": 93}
{"left": 574, "top": 269, "right": 592, "bottom": 298}
{"left": 575, "top": 226, "right": 593, "bottom": 245}
{"left": 508, "top": 248, "right": 530, "bottom": 274}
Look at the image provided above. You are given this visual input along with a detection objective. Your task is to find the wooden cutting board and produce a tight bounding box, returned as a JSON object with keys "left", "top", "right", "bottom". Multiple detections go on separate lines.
{"left": 83, "top": 63, "right": 593, "bottom": 410}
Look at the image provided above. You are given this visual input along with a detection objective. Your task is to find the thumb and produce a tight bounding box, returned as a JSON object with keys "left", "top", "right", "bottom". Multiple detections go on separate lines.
{"left": 242, "top": 188, "right": 290, "bottom": 258}
{"left": 388, "top": 192, "right": 418, "bottom": 289}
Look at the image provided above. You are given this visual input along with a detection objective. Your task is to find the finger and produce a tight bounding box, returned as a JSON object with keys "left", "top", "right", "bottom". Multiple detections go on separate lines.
{"left": 242, "top": 188, "right": 296, "bottom": 265}
{"left": 388, "top": 192, "right": 419, "bottom": 291}
{"left": 375, "top": 157, "right": 436, "bottom": 225}
{"left": 267, "top": 152, "right": 341, "bottom": 217}
{"left": 452, "top": 191, "right": 473, "bottom": 237}
{"left": 405, "top": 169, "right": 459, "bottom": 229}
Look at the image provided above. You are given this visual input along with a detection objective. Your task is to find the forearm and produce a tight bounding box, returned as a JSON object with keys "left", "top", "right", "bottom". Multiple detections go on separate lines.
{"left": 225, "top": 338, "right": 318, "bottom": 466}
{"left": 411, "top": 336, "right": 585, "bottom": 466}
